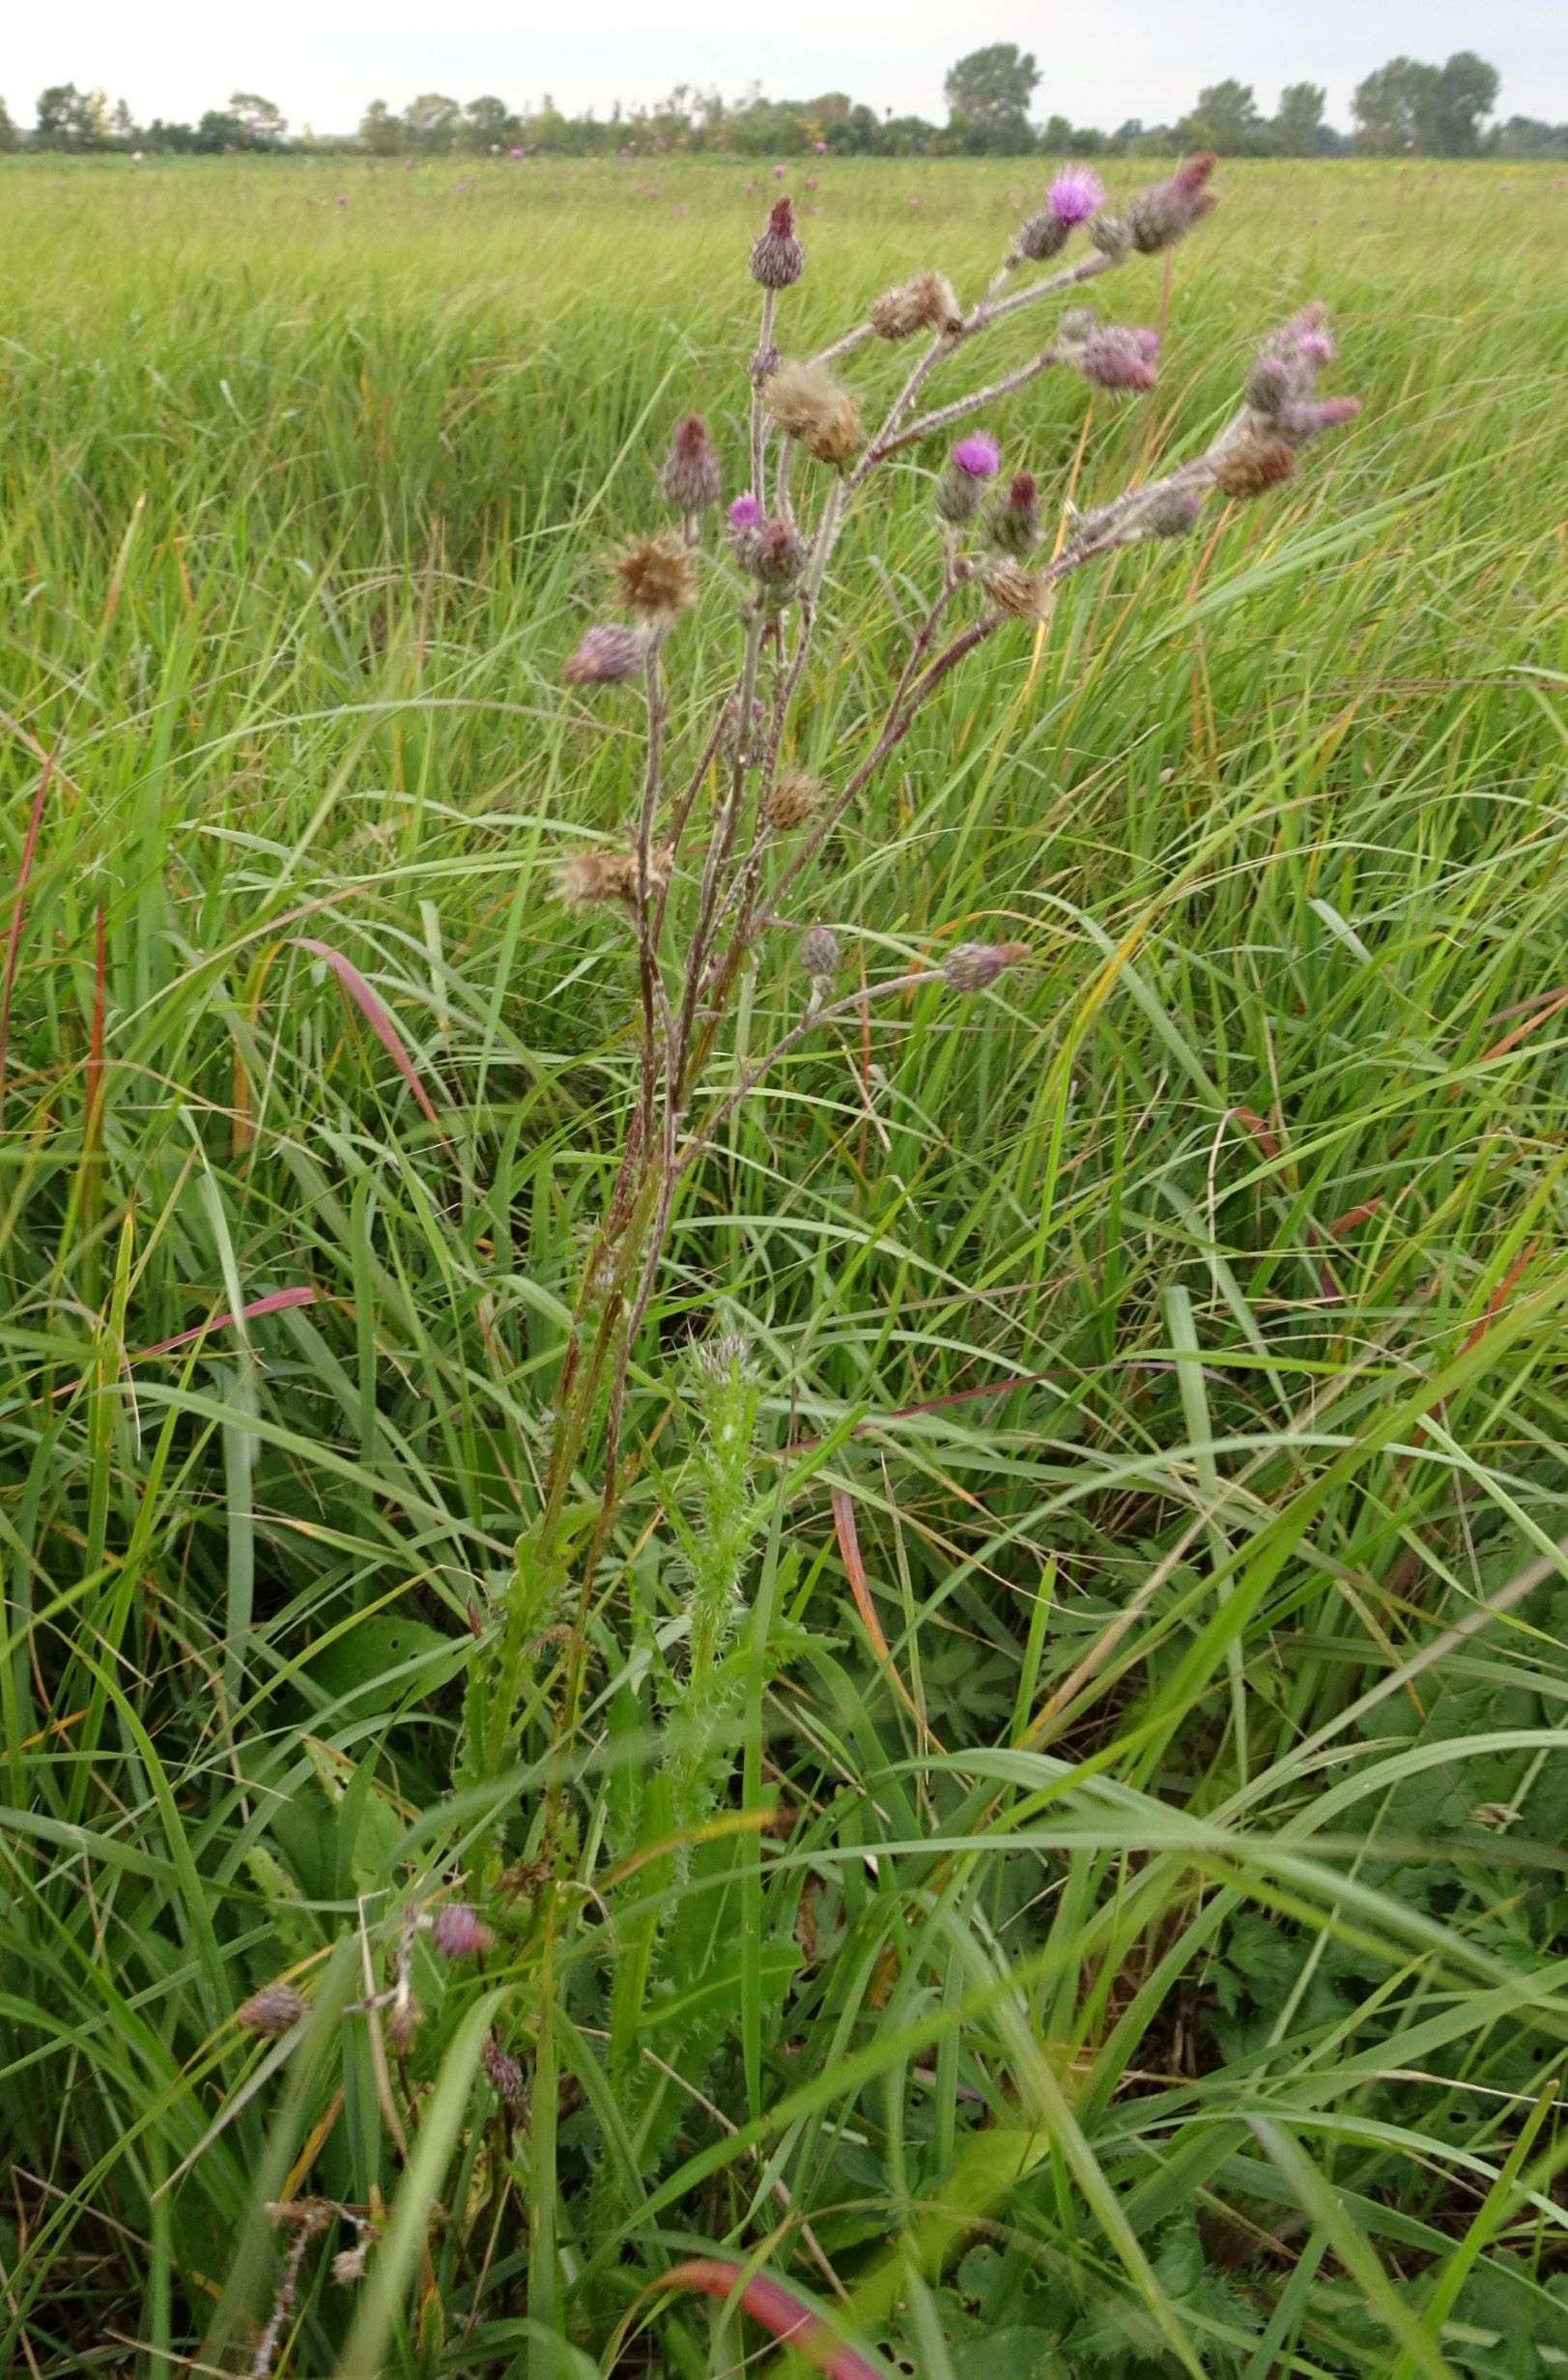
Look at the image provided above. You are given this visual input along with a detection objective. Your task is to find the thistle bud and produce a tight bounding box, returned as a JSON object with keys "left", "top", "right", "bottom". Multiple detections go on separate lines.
{"left": 801, "top": 925, "right": 840, "bottom": 985}
{"left": 1014, "top": 210, "right": 1070, "bottom": 264}
{"left": 1089, "top": 213, "right": 1130, "bottom": 261}
{"left": 562, "top": 623, "right": 641, "bottom": 686}
{"left": 744, "top": 515, "right": 809, "bottom": 606}
{"left": 943, "top": 941, "right": 1029, "bottom": 992}
{"left": 761, "top": 766, "right": 826, "bottom": 831}
{"left": 1277, "top": 395, "right": 1362, "bottom": 444}
{"left": 1213, "top": 439, "right": 1297, "bottom": 500}
{"left": 1057, "top": 306, "right": 1098, "bottom": 347}
{"left": 483, "top": 2033, "right": 527, "bottom": 2117}
{"left": 1126, "top": 154, "right": 1217, "bottom": 255}
{"left": 1244, "top": 357, "right": 1291, "bottom": 416}
{"left": 239, "top": 1984, "right": 307, "bottom": 2037}
{"left": 661, "top": 414, "right": 723, "bottom": 515}
{"left": 1077, "top": 326, "right": 1160, "bottom": 393}
{"left": 1146, "top": 488, "right": 1202, "bottom": 538}
{"left": 986, "top": 472, "right": 1041, "bottom": 559}
{"left": 385, "top": 1993, "right": 423, "bottom": 2054}
{"left": 431, "top": 1902, "right": 494, "bottom": 1961}
{"left": 750, "top": 195, "right": 804, "bottom": 289}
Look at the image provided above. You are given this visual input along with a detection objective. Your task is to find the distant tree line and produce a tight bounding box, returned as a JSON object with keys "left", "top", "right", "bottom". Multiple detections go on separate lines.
{"left": 0, "top": 48, "right": 1560, "bottom": 161}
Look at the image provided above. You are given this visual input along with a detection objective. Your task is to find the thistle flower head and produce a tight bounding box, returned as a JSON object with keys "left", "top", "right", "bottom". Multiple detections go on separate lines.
{"left": 1214, "top": 439, "right": 1298, "bottom": 500}
{"left": 765, "top": 361, "right": 862, "bottom": 469}
{"left": 1077, "top": 325, "right": 1160, "bottom": 393}
{"left": 1014, "top": 209, "right": 1070, "bottom": 264}
{"left": 483, "top": 2032, "right": 527, "bottom": 2116}
{"left": 1244, "top": 356, "right": 1292, "bottom": 416}
{"left": 430, "top": 1902, "right": 494, "bottom": 1961}
{"left": 944, "top": 941, "right": 1029, "bottom": 992}
{"left": 953, "top": 432, "right": 1001, "bottom": 480}
{"left": 985, "top": 471, "right": 1041, "bottom": 559}
{"left": 1277, "top": 395, "right": 1362, "bottom": 444}
{"left": 761, "top": 765, "right": 827, "bottom": 831}
{"left": 801, "top": 924, "right": 841, "bottom": 983}
{"left": 870, "top": 271, "right": 963, "bottom": 340}
{"left": 1089, "top": 212, "right": 1130, "bottom": 261}
{"left": 613, "top": 534, "right": 695, "bottom": 624}
{"left": 662, "top": 414, "right": 723, "bottom": 515}
{"left": 727, "top": 492, "right": 763, "bottom": 532}
{"left": 239, "top": 1984, "right": 307, "bottom": 2037}
{"left": 750, "top": 195, "right": 804, "bottom": 289}
{"left": 1126, "top": 153, "right": 1216, "bottom": 254}
{"left": 554, "top": 846, "right": 674, "bottom": 907}
{"left": 1048, "top": 166, "right": 1104, "bottom": 226}
{"left": 735, "top": 513, "right": 809, "bottom": 605}
{"left": 562, "top": 623, "right": 641, "bottom": 686}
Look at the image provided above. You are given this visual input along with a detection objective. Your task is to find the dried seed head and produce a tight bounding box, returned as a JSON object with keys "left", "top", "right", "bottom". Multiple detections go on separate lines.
{"left": 982, "top": 560, "right": 1053, "bottom": 622}
{"left": 1089, "top": 212, "right": 1130, "bottom": 261}
{"left": 385, "top": 1993, "right": 423, "bottom": 2054}
{"left": 870, "top": 270, "right": 963, "bottom": 340}
{"left": 553, "top": 846, "right": 674, "bottom": 907}
{"left": 800, "top": 924, "right": 841, "bottom": 984}
{"left": 332, "top": 2244, "right": 369, "bottom": 2287}
{"left": 661, "top": 414, "right": 723, "bottom": 515}
{"left": 239, "top": 1984, "right": 307, "bottom": 2037}
{"left": 431, "top": 1902, "right": 494, "bottom": 1961}
{"left": 985, "top": 471, "right": 1041, "bottom": 559}
{"left": 483, "top": 2032, "right": 528, "bottom": 2116}
{"left": 762, "top": 766, "right": 827, "bottom": 832}
{"left": 765, "top": 361, "right": 862, "bottom": 469}
{"left": 1146, "top": 488, "right": 1203, "bottom": 538}
{"left": 1077, "top": 325, "right": 1160, "bottom": 393}
{"left": 1126, "top": 153, "right": 1216, "bottom": 254}
{"left": 750, "top": 195, "right": 805, "bottom": 289}
{"left": 562, "top": 623, "right": 642, "bottom": 686}
{"left": 943, "top": 941, "right": 1029, "bottom": 993}
{"left": 613, "top": 533, "right": 695, "bottom": 624}
{"left": 1213, "top": 440, "right": 1298, "bottom": 500}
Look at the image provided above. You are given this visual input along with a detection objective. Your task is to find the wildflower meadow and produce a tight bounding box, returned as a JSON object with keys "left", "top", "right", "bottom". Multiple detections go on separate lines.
{"left": 3, "top": 149, "right": 1568, "bottom": 2380}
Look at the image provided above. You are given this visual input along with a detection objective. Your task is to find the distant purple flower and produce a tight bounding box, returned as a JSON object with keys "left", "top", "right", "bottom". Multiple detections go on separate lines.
{"left": 815, "top": 140, "right": 827, "bottom": 153}
{"left": 1048, "top": 165, "right": 1104, "bottom": 226}
{"left": 773, "top": 163, "right": 785, "bottom": 178}
{"left": 509, "top": 147, "right": 523, "bottom": 158}
{"left": 728, "top": 493, "right": 764, "bottom": 531}
{"left": 335, "top": 195, "right": 347, "bottom": 207}
{"left": 952, "top": 433, "right": 1001, "bottom": 480}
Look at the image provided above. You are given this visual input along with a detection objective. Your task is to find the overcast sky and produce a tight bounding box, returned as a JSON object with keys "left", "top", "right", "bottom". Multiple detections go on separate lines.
{"left": 8, "top": 0, "right": 1564, "bottom": 134}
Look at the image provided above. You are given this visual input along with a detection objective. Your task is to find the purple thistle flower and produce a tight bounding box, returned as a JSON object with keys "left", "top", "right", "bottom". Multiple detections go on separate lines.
{"left": 562, "top": 624, "right": 642, "bottom": 687}
{"left": 1277, "top": 395, "right": 1362, "bottom": 443}
{"left": 483, "top": 2033, "right": 527, "bottom": 2116}
{"left": 661, "top": 414, "right": 723, "bottom": 514}
{"left": 430, "top": 1902, "right": 495, "bottom": 1960}
{"left": 952, "top": 433, "right": 1001, "bottom": 480}
{"left": 1297, "top": 330, "right": 1334, "bottom": 371}
{"left": 1048, "top": 166, "right": 1105, "bottom": 226}
{"left": 750, "top": 195, "right": 805, "bottom": 290}
{"left": 727, "top": 493, "right": 764, "bottom": 531}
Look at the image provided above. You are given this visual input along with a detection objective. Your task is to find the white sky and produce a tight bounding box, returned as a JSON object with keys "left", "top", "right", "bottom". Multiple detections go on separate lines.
{"left": 8, "top": 0, "right": 1564, "bottom": 134}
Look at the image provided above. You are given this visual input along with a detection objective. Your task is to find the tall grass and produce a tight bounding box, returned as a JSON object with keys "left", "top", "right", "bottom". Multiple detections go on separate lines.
{"left": 3, "top": 152, "right": 1568, "bottom": 2379}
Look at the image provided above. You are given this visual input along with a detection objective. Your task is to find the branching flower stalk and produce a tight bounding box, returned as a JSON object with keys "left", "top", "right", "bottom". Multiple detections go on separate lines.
{"left": 470, "top": 156, "right": 1361, "bottom": 1817}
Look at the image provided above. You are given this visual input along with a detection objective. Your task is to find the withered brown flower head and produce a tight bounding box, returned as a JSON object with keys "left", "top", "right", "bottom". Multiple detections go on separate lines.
{"left": 765, "top": 361, "right": 862, "bottom": 469}
{"left": 870, "top": 271, "right": 963, "bottom": 341}
{"left": 944, "top": 941, "right": 1030, "bottom": 993}
{"left": 554, "top": 846, "right": 674, "bottom": 908}
{"left": 613, "top": 533, "right": 695, "bottom": 623}
{"left": 239, "top": 1984, "right": 307, "bottom": 2037}
{"left": 982, "top": 560, "right": 1054, "bottom": 622}
{"left": 1213, "top": 439, "right": 1297, "bottom": 500}
{"left": 761, "top": 766, "right": 827, "bottom": 832}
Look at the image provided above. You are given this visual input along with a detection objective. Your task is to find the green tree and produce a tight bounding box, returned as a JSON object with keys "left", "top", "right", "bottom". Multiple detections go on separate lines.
{"left": 34, "top": 83, "right": 95, "bottom": 149}
{"left": 1430, "top": 50, "right": 1500, "bottom": 153}
{"left": 1274, "top": 81, "right": 1326, "bottom": 156}
{"left": 402, "top": 93, "right": 461, "bottom": 152}
{"left": 1179, "top": 79, "right": 1262, "bottom": 154}
{"left": 462, "top": 95, "right": 519, "bottom": 151}
{"left": 230, "top": 92, "right": 288, "bottom": 146}
{"left": 358, "top": 100, "right": 403, "bottom": 156}
{"left": 0, "top": 96, "right": 18, "bottom": 151}
{"left": 942, "top": 43, "right": 1040, "bottom": 152}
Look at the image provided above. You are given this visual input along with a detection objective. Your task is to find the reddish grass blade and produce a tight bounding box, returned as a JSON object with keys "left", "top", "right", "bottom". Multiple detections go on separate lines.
{"left": 831, "top": 1485, "right": 890, "bottom": 1661}
{"left": 47, "top": 1285, "right": 323, "bottom": 1402}
{"left": 0, "top": 752, "right": 56, "bottom": 1119}
{"left": 294, "top": 935, "right": 449, "bottom": 1142}
{"left": 654, "top": 2258, "right": 881, "bottom": 2380}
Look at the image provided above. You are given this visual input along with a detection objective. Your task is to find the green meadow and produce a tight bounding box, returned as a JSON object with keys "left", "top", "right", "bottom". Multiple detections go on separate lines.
{"left": 3, "top": 151, "right": 1568, "bottom": 2377}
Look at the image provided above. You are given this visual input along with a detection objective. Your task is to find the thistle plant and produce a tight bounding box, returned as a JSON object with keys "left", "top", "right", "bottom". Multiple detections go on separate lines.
{"left": 451, "top": 157, "right": 1360, "bottom": 1887}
